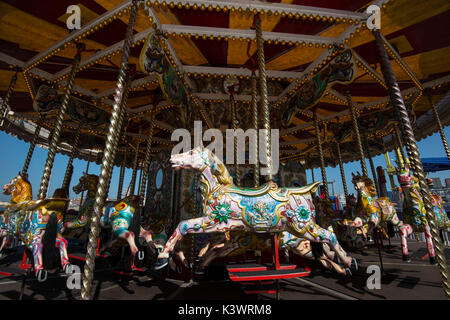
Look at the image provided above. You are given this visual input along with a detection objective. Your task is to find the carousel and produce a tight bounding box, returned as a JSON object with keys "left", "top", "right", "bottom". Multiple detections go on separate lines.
{"left": 0, "top": 0, "right": 449, "bottom": 301}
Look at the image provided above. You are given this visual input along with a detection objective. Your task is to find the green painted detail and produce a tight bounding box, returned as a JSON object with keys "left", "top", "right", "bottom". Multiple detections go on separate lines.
{"left": 212, "top": 203, "right": 233, "bottom": 224}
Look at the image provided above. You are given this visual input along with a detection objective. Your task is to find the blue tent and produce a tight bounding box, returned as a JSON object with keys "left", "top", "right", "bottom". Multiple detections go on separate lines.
{"left": 421, "top": 157, "right": 450, "bottom": 173}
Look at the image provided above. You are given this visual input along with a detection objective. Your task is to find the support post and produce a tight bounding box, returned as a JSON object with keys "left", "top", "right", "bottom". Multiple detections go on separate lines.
{"left": 230, "top": 94, "right": 241, "bottom": 186}
{"left": 428, "top": 93, "right": 450, "bottom": 162}
{"left": 129, "top": 138, "right": 141, "bottom": 196}
{"left": 138, "top": 111, "right": 155, "bottom": 208}
{"left": 347, "top": 92, "right": 368, "bottom": 177}
{"left": 81, "top": 0, "right": 139, "bottom": 300}
{"left": 251, "top": 73, "right": 259, "bottom": 187}
{"left": 0, "top": 71, "right": 18, "bottom": 126}
{"left": 62, "top": 123, "right": 82, "bottom": 192}
{"left": 22, "top": 118, "right": 43, "bottom": 174}
{"left": 364, "top": 138, "right": 380, "bottom": 197}
{"left": 255, "top": 15, "right": 272, "bottom": 182}
{"left": 38, "top": 45, "right": 83, "bottom": 199}
{"left": 313, "top": 110, "right": 329, "bottom": 199}
{"left": 394, "top": 126, "right": 407, "bottom": 169}
{"left": 374, "top": 29, "right": 450, "bottom": 298}
{"left": 117, "top": 150, "right": 127, "bottom": 200}
{"left": 335, "top": 141, "right": 348, "bottom": 197}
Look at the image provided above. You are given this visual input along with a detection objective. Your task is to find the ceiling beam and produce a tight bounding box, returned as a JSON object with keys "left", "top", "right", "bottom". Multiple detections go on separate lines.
{"left": 24, "top": 0, "right": 132, "bottom": 69}
{"left": 154, "top": 0, "right": 366, "bottom": 21}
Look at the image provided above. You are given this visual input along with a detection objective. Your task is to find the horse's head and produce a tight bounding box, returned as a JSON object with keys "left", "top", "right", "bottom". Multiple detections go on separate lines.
{"left": 73, "top": 172, "right": 98, "bottom": 194}
{"left": 396, "top": 166, "right": 413, "bottom": 189}
{"left": 351, "top": 172, "right": 376, "bottom": 196}
{"left": 3, "top": 172, "right": 28, "bottom": 195}
{"left": 170, "top": 146, "right": 210, "bottom": 171}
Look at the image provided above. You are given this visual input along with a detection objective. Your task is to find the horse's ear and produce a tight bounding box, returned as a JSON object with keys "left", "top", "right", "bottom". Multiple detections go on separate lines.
{"left": 352, "top": 172, "right": 355, "bottom": 177}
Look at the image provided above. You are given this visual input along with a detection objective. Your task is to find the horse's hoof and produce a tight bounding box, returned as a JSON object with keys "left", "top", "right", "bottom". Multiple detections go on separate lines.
{"left": 350, "top": 258, "right": 358, "bottom": 271}
{"left": 429, "top": 256, "right": 437, "bottom": 265}
{"left": 345, "top": 268, "right": 352, "bottom": 276}
{"left": 402, "top": 255, "right": 411, "bottom": 262}
{"left": 154, "top": 258, "right": 169, "bottom": 270}
{"left": 37, "top": 270, "right": 48, "bottom": 282}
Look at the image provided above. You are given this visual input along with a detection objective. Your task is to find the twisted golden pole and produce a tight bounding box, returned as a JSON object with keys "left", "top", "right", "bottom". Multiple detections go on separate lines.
{"left": 251, "top": 74, "right": 259, "bottom": 187}
{"left": 347, "top": 92, "right": 368, "bottom": 177}
{"left": 38, "top": 46, "right": 82, "bottom": 199}
{"left": 138, "top": 111, "right": 155, "bottom": 208}
{"left": 428, "top": 94, "right": 450, "bottom": 162}
{"left": 394, "top": 126, "right": 407, "bottom": 169}
{"left": 335, "top": 141, "right": 348, "bottom": 197}
{"left": 81, "top": 0, "right": 139, "bottom": 300}
{"left": 314, "top": 110, "right": 329, "bottom": 199}
{"left": 364, "top": 138, "right": 380, "bottom": 197}
{"left": 230, "top": 94, "right": 241, "bottom": 186}
{"left": 62, "top": 123, "right": 82, "bottom": 191}
{"left": 117, "top": 149, "right": 127, "bottom": 200}
{"left": 255, "top": 15, "right": 272, "bottom": 181}
{"left": 129, "top": 137, "right": 141, "bottom": 195}
{"left": 374, "top": 29, "right": 450, "bottom": 299}
{"left": 22, "top": 117, "right": 43, "bottom": 174}
{"left": 0, "top": 71, "right": 18, "bottom": 125}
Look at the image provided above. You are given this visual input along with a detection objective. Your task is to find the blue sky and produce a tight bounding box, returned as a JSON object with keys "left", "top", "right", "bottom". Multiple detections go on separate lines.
{"left": 1, "top": 126, "right": 449, "bottom": 201}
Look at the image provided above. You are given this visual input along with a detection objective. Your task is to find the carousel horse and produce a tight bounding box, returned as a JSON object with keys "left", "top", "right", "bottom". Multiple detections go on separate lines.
{"left": 154, "top": 146, "right": 358, "bottom": 274}
{"left": 396, "top": 167, "right": 444, "bottom": 264}
{"left": 64, "top": 173, "right": 154, "bottom": 263}
{"left": 352, "top": 172, "right": 414, "bottom": 262}
{"left": 1, "top": 173, "right": 72, "bottom": 281}
{"left": 313, "top": 195, "right": 366, "bottom": 250}
{"left": 426, "top": 178, "right": 450, "bottom": 231}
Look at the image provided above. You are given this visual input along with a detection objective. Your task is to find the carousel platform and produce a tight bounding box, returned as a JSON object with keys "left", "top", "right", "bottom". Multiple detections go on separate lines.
{"left": 0, "top": 239, "right": 447, "bottom": 300}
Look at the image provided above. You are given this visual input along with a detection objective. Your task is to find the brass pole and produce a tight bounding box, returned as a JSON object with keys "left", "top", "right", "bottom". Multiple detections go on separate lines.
{"left": 79, "top": 151, "right": 92, "bottom": 211}
{"left": 428, "top": 94, "right": 450, "bottom": 162}
{"left": 374, "top": 29, "right": 450, "bottom": 298}
{"left": 394, "top": 126, "right": 407, "bottom": 169}
{"left": 22, "top": 117, "right": 43, "bottom": 174}
{"left": 314, "top": 110, "right": 329, "bottom": 199}
{"left": 0, "top": 71, "right": 18, "bottom": 125}
{"left": 364, "top": 138, "right": 381, "bottom": 197}
{"left": 62, "top": 123, "right": 82, "bottom": 191}
{"left": 117, "top": 149, "right": 127, "bottom": 200}
{"left": 336, "top": 141, "right": 348, "bottom": 197}
{"left": 129, "top": 137, "right": 141, "bottom": 195}
{"left": 251, "top": 73, "right": 259, "bottom": 187}
{"left": 255, "top": 15, "right": 272, "bottom": 181}
{"left": 139, "top": 111, "right": 155, "bottom": 208}
{"left": 230, "top": 94, "right": 241, "bottom": 186}
{"left": 38, "top": 45, "right": 83, "bottom": 199}
{"left": 81, "top": 0, "right": 139, "bottom": 300}
{"left": 347, "top": 92, "right": 368, "bottom": 177}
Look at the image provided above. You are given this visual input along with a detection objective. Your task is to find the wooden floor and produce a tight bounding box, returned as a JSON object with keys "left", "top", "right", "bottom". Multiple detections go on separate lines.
{"left": 0, "top": 239, "right": 448, "bottom": 300}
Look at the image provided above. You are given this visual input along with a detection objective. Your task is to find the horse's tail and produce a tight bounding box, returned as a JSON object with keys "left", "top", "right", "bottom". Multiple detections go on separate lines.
{"left": 310, "top": 242, "right": 324, "bottom": 260}
{"left": 42, "top": 212, "right": 59, "bottom": 270}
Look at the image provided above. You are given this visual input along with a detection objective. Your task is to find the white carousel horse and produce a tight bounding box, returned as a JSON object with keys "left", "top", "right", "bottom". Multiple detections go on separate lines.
{"left": 153, "top": 146, "right": 358, "bottom": 275}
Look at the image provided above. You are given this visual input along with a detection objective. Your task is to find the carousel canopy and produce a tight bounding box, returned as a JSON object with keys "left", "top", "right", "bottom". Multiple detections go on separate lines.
{"left": 0, "top": 0, "right": 449, "bottom": 168}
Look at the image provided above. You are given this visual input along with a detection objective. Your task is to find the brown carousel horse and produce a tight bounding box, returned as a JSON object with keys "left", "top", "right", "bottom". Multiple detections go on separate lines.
{"left": 1, "top": 173, "right": 72, "bottom": 281}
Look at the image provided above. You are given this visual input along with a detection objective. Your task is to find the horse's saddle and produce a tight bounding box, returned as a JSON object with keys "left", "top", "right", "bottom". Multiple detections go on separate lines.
{"left": 228, "top": 183, "right": 273, "bottom": 197}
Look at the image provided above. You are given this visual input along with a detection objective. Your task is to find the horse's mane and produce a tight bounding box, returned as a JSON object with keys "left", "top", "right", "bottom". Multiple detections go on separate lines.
{"left": 353, "top": 174, "right": 377, "bottom": 198}
{"left": 203, "top": 148, "right": 233, "bottom": 185}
